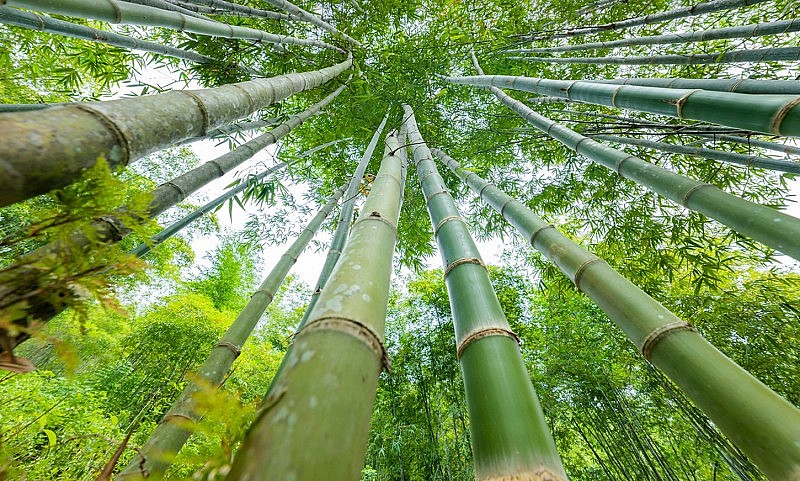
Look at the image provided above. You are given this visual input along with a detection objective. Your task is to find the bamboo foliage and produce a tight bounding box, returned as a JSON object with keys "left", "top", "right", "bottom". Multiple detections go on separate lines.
{"left": 432, "top": 147, "right": 800, "bottom": 481}
{"left": 512, "top": 46, "right": 800, "bottom": 65}
{"left": 3, "top": 0, "right": 342, "bottom": 51}
{"left": 0, "top": 55, "right": 352, "bottom": 206}
{"left": 403, "top": 104, "right": 568, "bottom": 481}
{"left": 590, "top": 134, "right": 800, "bottom": 174}
{"left": 117, "top": 183, "right": 347, "bottom": 480}
{"left": 225, "top": 129, "right": 405, "bottom": 481}
{"left": 442, "top": 74, "right": 800, "bottom": 138}
{"left": 588, "top": 77, "right": 800, "bottom": 95}
{"left": 444, "top": 65, "right": 800, "bottom": 261}
{"left": 0, "top": 81, "right": 349, "bottom": 355}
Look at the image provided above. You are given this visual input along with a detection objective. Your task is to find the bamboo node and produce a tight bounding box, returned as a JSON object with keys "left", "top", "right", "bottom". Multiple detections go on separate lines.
{"left": 443, "top": 257, "right": 486, "bottom": 278}
{"left": 671, "top": 89, "right": 701, "bottom": 119}
{"left": 529, "top": 224, "right": 555, "bottom": 246}
{"left": 354, "top": 211, "right": 397, "bottom": 233}
{"left": 770, "top": 97, "right": 800, "bottom": 135}
{"left": 638, "top": 321, "right": 696, "bottom": 360}
{"left": 681, "top": 182, "right": 715, "bottom": 207}
{"left": 300, "top": 317, "right": 390, "bottom": 372}
{"left": 215, "top": 341, "right": 242, "bottom": 358}
{"left": 95, "top": 215, "right": 127, "bottom": 241}
{"left": 74, "top": 105, "right": 131, "bottom": 165}
{"left": 228, "top": 83, "right": 257, "bottom": 115}
{"left": 161, "top": 181, "right": 188, "bottom": 200}
{"left": 434, "top": 215, "right": 464, "bottom": 236}
{"left": 178, "top": 90, "right": 211, "bottom": 134}
{"left": 610, "top": 85, "right": 625, "bottom": 108}
{"left": 427, "top": 189, "right": 452, "bottom": 201}
{"left": 457, "top": 327, "right": 520, "bottom": 359}
{"left": 499, "top": 197, "right": 517, "bottom": 218}
{"left": 160, "top": 413, "right": 194, "bottom": 425}
{"left": 572, "top": 257, "right": 605, "bottom": 291}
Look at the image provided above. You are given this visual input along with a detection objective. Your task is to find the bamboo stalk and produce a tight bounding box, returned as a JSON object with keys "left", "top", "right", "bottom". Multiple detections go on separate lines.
{"left": 512, "top": 18, "right": 800, "bottom": 53}
{"left": 511, "top": 46, "right": 800, "bottom": 65}
{"left": 591, "top": 134, "right": 800, "bottom": 174}
{"left": 442, "top": 74, "right": 800, "bottom": 138}
{"left": 0, "top": 82, "right": 349, "bottom": 355}
{"left": 444, "top": 66, "right": 800, "bottom": 261}
{"left": 119, "top": 0, "right": 210, "bottom": 20}
{"left": 588, "top": 77, "right": 800, "bottom": 95}
{"left": 171, "top": 0, "right": 289, "bottom": 21}
{"left": 0, "top": 54, "right": 351, "bottom": 207}
{"left": 249, "top": 0, "right": 362, "bottom": 46}
{"left": 0, "top": 7, "right": 252, "bottom": 72}
{"left": 225, "top": 129, "right": 405, "bottom": 481}
{"left": 404, "top": 104, "right": 568, "bottom": 481}
{"left": 432, "top": 146, "right": 800, "bottom": 481}
{"left": 4, "top": 0, "right": 342, "bottom": 52}
{"left": 174, "top": 0, "right": 292, "bottom": 20}
{"left": 178, "top": 119, "right": 281, "bottom": 145}
{"left": 117, "top": 182, "right": 347, "bottom": 480}
{"left": 524, "top": 0, "right": 770, "bottom": 40}
{"left": 266, "top": 111, "right": 390, "bottom": 392}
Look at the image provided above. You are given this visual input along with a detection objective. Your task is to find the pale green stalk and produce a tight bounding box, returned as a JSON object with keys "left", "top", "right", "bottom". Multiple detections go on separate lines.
{"left": 226, "top": 129, "right": 405, "bottom": 481}
{"left": 120, "top": 0, "right": 209, "bottom": 20}
{"left": 404, "top": 104, "right": 568, "bottom": 481}
{"left": 432, "top": 146, "right": 800, "bottom": 481}
{"left": 176, "top": 0, "right": 291, "bottom": 20}
{"left": 251, "top": 0, "right": 362, "bottom": 46}
{"left": 0, "top": 54, "right": 351, "bottom": 206}
{"left": 588, "top": 77, "right": 800, "bottom": 95}
{"left": 512, "top": 46, "right": 800, "bottom": 64}
{"left": 178, "top": 119, "right": 281, "bottom": 145}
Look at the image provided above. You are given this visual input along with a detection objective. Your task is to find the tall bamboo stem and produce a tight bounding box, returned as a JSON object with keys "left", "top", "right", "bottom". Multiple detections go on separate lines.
{"left": 587, "top": 77, "right": 800, "bottom": 95}
{"left": 512, "top": 46, "right": 800, "bottom": 65}
{"left": 177, "top": 0, "right": 291, "bottom": 20}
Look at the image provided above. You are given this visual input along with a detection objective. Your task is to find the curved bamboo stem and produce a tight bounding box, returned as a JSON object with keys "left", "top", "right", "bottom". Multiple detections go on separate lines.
{"left": 0, "top": 55, "right": 351, "bottom": 206}
{"left": 586, "top": 77, "right": 800, "bottom": 95}
{"left": 404, "top": 104, "right": 568, "bottom": 481}
{"left": 432, "top": 147, "right": 800, "bottom": 481}
{"left": 512, "top": 46, "right": 800, "bottom": 65}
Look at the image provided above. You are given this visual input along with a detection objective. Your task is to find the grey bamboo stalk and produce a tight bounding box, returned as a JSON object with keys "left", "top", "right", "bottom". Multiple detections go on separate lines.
{"left": 511, "top": 46, "right": 800, "bottom": 65}
{"left": 171, "top": 0, "right": 290, "bottom": 21}
{"left": 4, "top": 0, "right": 342, "bottom": 52}
{"left": 512, "top": 18, "right": 800, "bottom": 53}
{"left": 432, "top": 147, "right": 800, "bottom": 481}
{"left": 590, "top": 134, "right": 800, "bottom": 174}
{"left": 447, "top": 58, "right": 800, "bottom": 261}
{"left": 588, "top": 77, "right": 800, "bottom": 95}
{"left": 117, "top": 182, "right": 347, "bottom": 480}
{"left": 225, "top": 129, "right": 405, "bottom": 481}
{"left": 0, "top": 82, "right": 349, "bottom": 355}
{"left": 128, "top": 162, "right": 290, "bottom": 258}
{"left": 245, "top": 0, "right": 362, "bottom": 46}
{"left": 173, "top": 0, "right": 292, "bottom": 20}
{"left": 0, "top": 7, "right": 251, "bottom": 72}
{"left": 120, "top": 0, "right": 210, "bottom": 20}
{"left": 266, "top": 112, "right": 390, "bottom": 393}
{"left": 0, "top": 54, "right": 351, "bottom": 207}
{"left": 178, "top": 119, "right": 281, "bottom": 145}
{"left": 525, "top": 0, "right": 770, "bottom": 40}
{"left": 403, "top": 104, "right": 567, "bottom": 481}
{"left": 442, "top": 74, "right": 800, "bottom": 138}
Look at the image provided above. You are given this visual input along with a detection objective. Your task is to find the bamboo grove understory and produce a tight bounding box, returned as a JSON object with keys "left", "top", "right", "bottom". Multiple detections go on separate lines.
{"left": 0, "top": 0, "right": 799, "bottom": 480}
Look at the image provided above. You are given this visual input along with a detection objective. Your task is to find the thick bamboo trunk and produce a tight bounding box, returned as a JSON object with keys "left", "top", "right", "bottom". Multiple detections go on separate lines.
{"left": 0, "top": 82, "right": 348, "bottom": 356}
{"left": 512, "top": 18, "right": 800, "bottom": 53}
{"left": 591, "top": 134, "right": 800, "bottom": 174}
{"left": 432, "top": 147, "right": 800, "bottom": 481}
{"left": 587, "top": 77, "right": 800, "bottom": 95}
{"left": 0, "top": 55, "right": 351, "bottom": 206}
{"left": 512, "top": 46, "right": 800, "bottom": 65}
{"left": 525, "top": 0, "right": 770, "bottom": 40}
{"left": 442, "top": 74, "right": 800, "bottom": 138}
{"left": 225, "top": 129, "right": 405, "bottom": 481}
{"left": 5, "top": 0, "right": 341, "bottom": 51}
{"left": 404, "top": 104, "right": 568, "bottom": 481}
{"left": 176, "top": 0, "right": 291, "bottom": 20}
{"left": 266, "top": 112, "right": 389, "bottom": 393}
{"left": 117, "top": 183, "right": 347, "bottom": 480}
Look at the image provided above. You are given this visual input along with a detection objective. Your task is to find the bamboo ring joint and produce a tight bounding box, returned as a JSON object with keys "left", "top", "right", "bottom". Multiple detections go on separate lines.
{"left": 434, "top": 215, "right": 463, "bottom": 236}
{"left": 179, "top": 90, "right": 211, "bottom": 134}
{"left": 301, "top": 317, "right": 391, "bottom": 372}
{"left": 74, "top": 105, "right": 131, "bottom": 165}
{"left": 161, "top": 413, "right": 194, "bottom": 425}
{"left": 639, "top": 321, "right": 696, "bottom": 360}
{"left": 443, "top": 257, "right": 485, "bottom": 278}
{"left": 681, "top": 182, "right": 714, "bottom": 207}
{"left": 161, "top": 181, "right": 188, "bottom": 199}
{"left": 215, "top": 341, "right": 242, "bottom": 358}
{"left": 572, "top": 257, "right": 604, "bottom": 291}
{"left": 770, "top": 97, "right": 800, "bottom": 135}
{"left": 355, "top": 211, "right": 397, "bottom": 233}
{"left": 457, "top": 327, "right": 520, "bottom": 359}
{"left": 529, "top": 223, "right": 555, "bottom": 246}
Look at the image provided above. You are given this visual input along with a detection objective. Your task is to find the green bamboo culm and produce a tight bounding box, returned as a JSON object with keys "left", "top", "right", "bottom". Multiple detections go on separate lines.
{"left": 511, "top": 18, "right": 800, "bottom": 53}
{"left": 588, "top": 77, "right": 800, "bottom": 95}
{"left": 0, "top": 7, "right": 256, "bottom": 73}
{"left": 266, "top": 111, "right": 390, "bottom": 393}
{"left": 118, "top": 182, "right": 348, "bottom": 480}
{"left": 3, "top": 0, "right": 342, "bottom": 52}
{"left": 129, "top": 162, "right": 291, "bottom": 258}
{"left": 173, "top": 0, "right": 292, "bottom": 20}
{"left": 0, "top": 54, "right": 351, "bottom": 207}
{"left": 0, "top": 81, "right": 350, "bottom": 355}
{"left": 590, "top": 134, "right": 800, "bottom": 174}
{"left": 524, "top": 0, "right": 770, "bottom": 40}
{"left": 432, "top": 146, "right": 800, "bottom": 481}
{"left": 225, "top": 128, "right": 405, "bottom": 481}
{"left": 442, "top": 74, "right": 800, "bottom": 138}
{"left": 445, "top": 58, "right": 800, "bottom": 260}
{"left": 403, "top": 104, "right": 568, "bottom": 481}
{"left": 511, "top": 46, "right": 800, "bottom": 65}
{"left": 115, "top": 0, "right": 213, "bottom": 20}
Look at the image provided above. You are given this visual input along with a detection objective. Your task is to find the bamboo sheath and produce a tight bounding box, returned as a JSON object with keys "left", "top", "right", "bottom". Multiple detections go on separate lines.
{"left": 591, "top": 134, "right": 800, "bottom": 174}
{"left": 2, "top": 0, "right": 342, "bottom": 52}
{"left": 179, "top": 0, "right": 291, "bottom": 21}
{"left": 444, "top": 75, "right": 800, "bottom": 261}
{"left": 512, "top": 18, "right": 800, "bottom": 53}
{"left": 442, "top": 74, "right": 800, "bottom": 138}
{"left": 587, "top": 77, "right": 800, "bottom": 95}
{"left": 432, "top": 147, "right": 800, "bottom": 481}
{"left": 525, "top": 0, "right": 770, "bottom": 40}
{"left": 0, "top": 82, "right": 349, "bottom": 355}
{"left": 266, "top": 112, "right": 390, "bottom": 394}
{"left": 117, "top": 183, "right": 347, "bottom": 480}
{"left": 512, "top": 46, "right": 800, "bottom": 65}
{"left": 403, "top": 104, "right": 568, "bottom": 481}
{"left": 226, "top": 129, "right": 405, "bottom": 481}
{"left": 0, "top": 55, "right": 351, "bottom": 206}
